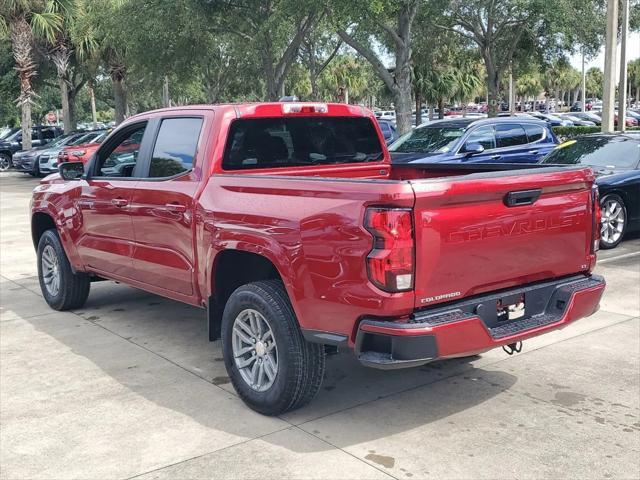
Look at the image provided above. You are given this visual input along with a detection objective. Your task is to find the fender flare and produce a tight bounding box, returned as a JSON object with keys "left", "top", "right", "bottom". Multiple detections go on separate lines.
{"left": 31, "top": 201, "right": 84, "bottom": 272}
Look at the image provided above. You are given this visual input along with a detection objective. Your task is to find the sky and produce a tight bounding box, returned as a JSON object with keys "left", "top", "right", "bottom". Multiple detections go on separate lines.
{"left": 569, "top": 32, "right": 640, "bottom": 81}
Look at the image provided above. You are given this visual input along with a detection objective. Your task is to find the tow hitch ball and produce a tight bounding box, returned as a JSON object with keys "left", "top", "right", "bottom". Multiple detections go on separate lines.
{"left": 502, "top": 342, "right": 523, "bottom": 355}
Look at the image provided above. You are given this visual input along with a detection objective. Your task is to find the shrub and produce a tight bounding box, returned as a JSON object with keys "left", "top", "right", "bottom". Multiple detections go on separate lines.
{"left": 552, "top": 125, "right": 640, "bottom": 142}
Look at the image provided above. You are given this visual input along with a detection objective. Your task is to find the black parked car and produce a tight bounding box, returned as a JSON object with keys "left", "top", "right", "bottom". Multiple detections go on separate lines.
{"left": 540, "top": 133, "right": 640, "bottom": 249}
{"left": 568, "top": 112, "right": 602, "bottom": 126}
{"left": 0, "top": 126, "right": 63, "bottom": 171}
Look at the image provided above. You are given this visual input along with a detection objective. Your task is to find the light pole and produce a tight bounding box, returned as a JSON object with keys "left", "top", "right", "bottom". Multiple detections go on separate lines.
{"left": 601, "top": 0, "right": 618, "bottom": 133}
{"left": 617, "top": 0, "right": 629, "bottom": 131}
{"left": 581, "top": 51, "right": 586, "bottom": 113}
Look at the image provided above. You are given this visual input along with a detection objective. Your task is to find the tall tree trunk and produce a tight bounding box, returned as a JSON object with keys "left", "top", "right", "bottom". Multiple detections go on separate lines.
{"left": 162, "top": 75, "right": 170, "bottom": 107}
{"left": 11, "top": 18, "right": 36, "bottom": 150}
{"left": 21, "top": 101, "right": 32, "bottom": 150}
{"left": 59, "top": 77, "right": 72, "bottom": 134}
{"left": 68, "top": 94, "right": 76, "bottom": 131}
{"left": 391, "top": 38, "right": 413, "bottom": 134}
{"left": 109, "top": 56, "right": 127, "bottom": 124}
{"left": 113, "top": 77, "right": 127, "bottom": 124}
{"left": 415, "top": 92, "right": 422, "bottom": 126}
{"left": 51, "top": 42, "right": 74, "bottom": 134}
{"left": 89, "top": 82, "right": 98, "bottom": 129}
{"left": 438, "top": 97, "right": 445, "bottom": 119}
{"left": 429, "top": 105, "right": 434, "bottom": 121}
{"left": 336, "top": 1, "right": 418, "bottom": 135}
{"left": 486, "top": 67, "right": 500, "bottom": 117}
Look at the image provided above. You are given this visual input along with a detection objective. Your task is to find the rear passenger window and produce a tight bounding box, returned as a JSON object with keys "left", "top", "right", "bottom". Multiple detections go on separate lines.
{"left": 495, "top": 124, "right": 528, "bottom": 148}
{"left": 523, "top": 123, "right": 545, "bottom": 143}
{"left": 464, "top": 126, "right": 496, "bottom": 150}
{"left": 149, "top": 118, "right": 203, "bottom": 178}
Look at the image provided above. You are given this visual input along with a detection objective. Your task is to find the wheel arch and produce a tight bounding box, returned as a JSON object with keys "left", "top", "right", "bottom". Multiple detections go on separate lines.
{"left": 31, "top": 211, "right": 57, "bottom": 249}
{"left": 206, "top": 248, "right": 294, "bottom": 341}
{"left": 31, "top": 206, "right": 84, "bottom": 272}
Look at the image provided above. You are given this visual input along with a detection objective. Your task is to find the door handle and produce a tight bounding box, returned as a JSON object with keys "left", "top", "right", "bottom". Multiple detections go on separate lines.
{"left": 504, "top": 189, "right": 542, "bottom": 207}
{"left": 165, "top": 203, "right": 187, "bottom": 213}
{"left": 490, "top": 155, "right": 501, "bottom": 160}
{"left": 111, "top": 198, "right": 129, "bottom": 207}
{"left": 528, "top": 150, "right": 539, "bottom": 154}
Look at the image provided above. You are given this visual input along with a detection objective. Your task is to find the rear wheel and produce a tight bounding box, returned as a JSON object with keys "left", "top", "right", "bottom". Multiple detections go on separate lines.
{"left": 37, "top": 229, "right": 90, "bottom": 310}
{"left": 0, "top": 153, "right": 11, "bottom": 172}
{"left": 600, "top": 194, "right": 627, "bottom": 249}
{"left": 221, "top": 280, "right": 325, "bottom": 415}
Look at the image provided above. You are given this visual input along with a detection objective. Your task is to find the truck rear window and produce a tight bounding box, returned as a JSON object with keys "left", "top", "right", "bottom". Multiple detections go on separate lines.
{"left": 222, "top": 117, "right": 384, "bottom": 170}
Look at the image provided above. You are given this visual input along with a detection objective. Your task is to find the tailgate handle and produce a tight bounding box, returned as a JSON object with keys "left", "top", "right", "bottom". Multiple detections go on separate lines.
{"left": 504, "top": 189, "right": 542, "bottom": 207}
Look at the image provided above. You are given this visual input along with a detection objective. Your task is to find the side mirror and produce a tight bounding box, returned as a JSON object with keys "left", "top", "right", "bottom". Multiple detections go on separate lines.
{"left": 59, "top": 161, "right": 84, "bottom": 180}
{"left": 463, "top": 142, "right": 485, "bottom": 155}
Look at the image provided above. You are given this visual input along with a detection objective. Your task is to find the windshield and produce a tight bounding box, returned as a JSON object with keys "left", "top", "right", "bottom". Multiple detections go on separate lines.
{"left": 389, "top": 126, "right": 465, "bottom": 153}
{"left": 48, "top": 134, "right": 77, "bottom": 148}
{"left": 0, "top": 128, "right": 17, "bottom": 140}
{"left": 222, "top": 117, "right": 383, "bottom": 170}
{"left": 542, "top": 136, "right": 640, "bottom": 169}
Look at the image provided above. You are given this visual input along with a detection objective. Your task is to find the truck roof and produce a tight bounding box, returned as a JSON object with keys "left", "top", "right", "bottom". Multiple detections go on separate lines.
{"left": 126, "top": 102, "right": 373, "bottom": 121}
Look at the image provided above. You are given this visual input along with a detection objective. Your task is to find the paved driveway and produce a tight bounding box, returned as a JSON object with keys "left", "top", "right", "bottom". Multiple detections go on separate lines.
{"left": 1, "top": 172, "right": 639, "bottom": 479}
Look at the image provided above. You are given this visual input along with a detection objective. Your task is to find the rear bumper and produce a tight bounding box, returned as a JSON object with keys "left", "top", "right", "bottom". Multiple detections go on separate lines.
{"left": 355, "top": 274, "right": 605, "bottom": 369}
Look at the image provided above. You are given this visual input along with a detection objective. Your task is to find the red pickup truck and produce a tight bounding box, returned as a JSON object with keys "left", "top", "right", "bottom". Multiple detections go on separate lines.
{"left": 31, "top": 103, "right": 605, "bottom": 415}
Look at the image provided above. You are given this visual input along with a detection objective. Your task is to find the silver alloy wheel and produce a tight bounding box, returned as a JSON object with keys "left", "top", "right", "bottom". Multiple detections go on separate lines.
{"left": 601, "top": 197, "right": 625, "bottom": 246}
{"left": 41, "top": 245, "right": 61, "bottom": 296}
{"left": 0, "top": 156, "right": 10, "bottom": 172}
{"left": 231, "top": 308, "right": 278, "bottom": 392}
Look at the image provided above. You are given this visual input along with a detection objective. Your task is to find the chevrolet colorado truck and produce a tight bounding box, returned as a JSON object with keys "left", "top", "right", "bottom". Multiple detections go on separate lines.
{"left": 31, "top": 102, "right": 605, "bottom": 415}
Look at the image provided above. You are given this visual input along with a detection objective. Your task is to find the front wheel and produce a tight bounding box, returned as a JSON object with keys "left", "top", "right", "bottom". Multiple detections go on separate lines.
{"left": 221, "top": 280, "right": 325, "bottom": 415}
{"left": 37, "top": 229, "right": 90, "bottom": 310}
{"left": 600, "top": 194, "right": 627, "bottom": 249}
{"left": 0, "top": 153, "right": 11, "bottom": 172}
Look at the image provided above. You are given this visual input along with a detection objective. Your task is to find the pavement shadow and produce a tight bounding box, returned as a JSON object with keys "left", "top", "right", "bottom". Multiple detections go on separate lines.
{"left": 17, "top": 283, "right": 517, "bottom": 453}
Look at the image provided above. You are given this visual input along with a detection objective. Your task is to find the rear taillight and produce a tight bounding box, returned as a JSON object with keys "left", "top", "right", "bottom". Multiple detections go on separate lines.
{"left": 364, "top": 207, "right": 414, "bottom": 292}
{"left": 591, "top": 185, "right": 601, "bottom": 253}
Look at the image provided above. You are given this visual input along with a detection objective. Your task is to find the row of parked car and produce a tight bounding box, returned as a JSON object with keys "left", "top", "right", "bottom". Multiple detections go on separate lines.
{"left": 0, "top": 127, "right": 108, "bottom": 175}
{"left": 4, "top": 110, "right": 639, "bottom": 250}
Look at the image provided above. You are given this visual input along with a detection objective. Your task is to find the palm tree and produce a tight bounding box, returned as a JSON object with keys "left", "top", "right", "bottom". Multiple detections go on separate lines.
{"left": 452, "top": 67, "right": 483, "bottom": 116}
{"left": 516, "top": 73, "right": 542, "bottom": 110}
{"left": 320, "top": 56, "right": 369, "bottom": 104}
{"left": 1, "top": 0, "right": 64, "bottom": 149}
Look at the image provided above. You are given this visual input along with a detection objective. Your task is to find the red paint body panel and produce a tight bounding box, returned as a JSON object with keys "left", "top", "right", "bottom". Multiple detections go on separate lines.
{"left": 31, "top": 103, "right": 604, "bottom": 363}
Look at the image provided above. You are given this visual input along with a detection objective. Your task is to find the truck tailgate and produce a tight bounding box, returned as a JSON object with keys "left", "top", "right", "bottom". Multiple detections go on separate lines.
{"left": 410, "top": 167, "right": 596, "bottom": 309}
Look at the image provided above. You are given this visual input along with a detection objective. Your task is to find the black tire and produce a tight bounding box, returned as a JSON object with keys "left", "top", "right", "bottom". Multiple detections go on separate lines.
{"left": 29, "top": 160, "right": 41, "bottom": 177}
{"left": 0, "top": 153, "right": 11, "bottom": 172}
{"left": 37, "top": 229, "right": 90, "bottom": 310}
{"left": 600, "top": 194, "right": 627, "bottom": 249}
{"left": 221, "top": 280, "right": 325, "bottom": 415}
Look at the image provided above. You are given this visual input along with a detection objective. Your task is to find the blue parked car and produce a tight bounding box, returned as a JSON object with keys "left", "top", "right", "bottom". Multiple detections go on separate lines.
{"left": 389, "top": 117, "right": 559, "bottom": 164}
{"left": 376, "top": 118, "right": 398, "bottom": 145}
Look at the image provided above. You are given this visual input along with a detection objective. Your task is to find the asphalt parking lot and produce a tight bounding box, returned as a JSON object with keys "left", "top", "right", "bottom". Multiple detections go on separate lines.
{"left": 1, "top": 171, "right": 639, "bottom": 480}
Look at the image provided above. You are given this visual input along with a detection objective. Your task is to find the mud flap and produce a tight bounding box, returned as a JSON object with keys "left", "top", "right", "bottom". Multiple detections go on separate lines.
{"left": 207, "top": 296, "right": 222, "bottom": 341}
